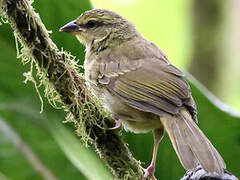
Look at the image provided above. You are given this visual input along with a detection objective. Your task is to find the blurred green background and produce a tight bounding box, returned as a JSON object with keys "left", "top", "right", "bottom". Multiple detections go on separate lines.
{"left": 0, "top": 0, "right": 239, "bottom": 180}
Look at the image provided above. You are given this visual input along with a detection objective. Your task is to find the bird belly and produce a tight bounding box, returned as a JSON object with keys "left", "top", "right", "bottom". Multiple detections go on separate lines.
{"left": 121, "top": 118, "right": 162, "bottom": 134}
{"left": 102, "top": 90, "right": 162, "bottom": 133}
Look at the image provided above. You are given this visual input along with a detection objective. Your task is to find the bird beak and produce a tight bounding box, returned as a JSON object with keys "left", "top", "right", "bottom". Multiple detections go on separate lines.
{"left": 59, "top": 20, "right": 81, "bottom": 33}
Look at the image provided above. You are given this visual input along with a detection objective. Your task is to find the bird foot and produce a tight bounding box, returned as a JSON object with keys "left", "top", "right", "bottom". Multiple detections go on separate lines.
{"left": 143, "top": 165, "right": 157, "bottom": 180}
{"left": 108, "top": 119, "right": 122, "bottom": 130}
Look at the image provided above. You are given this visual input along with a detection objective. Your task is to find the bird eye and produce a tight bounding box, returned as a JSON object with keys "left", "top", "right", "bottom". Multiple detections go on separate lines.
{"left": 85, "top": 20, "right": 98, "bottom": 28}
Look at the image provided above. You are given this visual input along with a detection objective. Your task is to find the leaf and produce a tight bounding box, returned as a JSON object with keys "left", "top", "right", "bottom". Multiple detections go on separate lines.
{"left": 0, "top": 102, "right": 86, "bottom": 180}
{"left": 0, "top": 100, "right": 112, "bottom": 180}
{"left": 49, "top": 120, "right": 113, "bottom": 180}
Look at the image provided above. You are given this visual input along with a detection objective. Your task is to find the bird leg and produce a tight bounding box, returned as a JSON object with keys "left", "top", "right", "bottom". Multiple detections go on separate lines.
{"left": 144, "top": 128, "right": 164, "bottom": 180}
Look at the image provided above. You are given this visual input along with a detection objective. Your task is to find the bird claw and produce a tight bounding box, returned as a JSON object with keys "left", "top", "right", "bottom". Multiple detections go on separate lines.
{"left": 143, "top": 165, "right": 157, "bottom": 180}
{"left": 108, "top": 119, "right": 122, "bottom": 130}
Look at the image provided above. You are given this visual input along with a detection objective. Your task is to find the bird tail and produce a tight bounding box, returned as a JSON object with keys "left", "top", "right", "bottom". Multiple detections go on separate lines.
{"left": 160, "top": 108, "right": 226, "bottom": 174}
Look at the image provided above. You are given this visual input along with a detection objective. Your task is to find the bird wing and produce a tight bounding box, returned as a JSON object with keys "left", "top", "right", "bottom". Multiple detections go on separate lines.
{"left": 97, "top": 42, "right": 197, "bottom": 122}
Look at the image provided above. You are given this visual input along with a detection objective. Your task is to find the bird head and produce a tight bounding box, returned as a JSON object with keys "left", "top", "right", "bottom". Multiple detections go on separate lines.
{"left": 60, "top": 9, "right": 138, "bottom": 47}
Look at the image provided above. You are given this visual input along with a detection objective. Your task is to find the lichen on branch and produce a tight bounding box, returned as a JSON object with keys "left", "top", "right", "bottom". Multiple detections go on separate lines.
{"left": 0, "top": 0, "right": 143, "bottom": 179}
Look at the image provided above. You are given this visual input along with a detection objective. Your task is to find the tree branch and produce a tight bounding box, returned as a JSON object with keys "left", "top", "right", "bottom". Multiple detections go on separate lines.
{"left": 0, "top": 0, "right": 143, "bottom": 179}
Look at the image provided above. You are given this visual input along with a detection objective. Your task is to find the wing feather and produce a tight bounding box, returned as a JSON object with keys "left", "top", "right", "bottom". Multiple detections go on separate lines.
{"left": 96, "top": 43, "right": 197, "bottom": 120}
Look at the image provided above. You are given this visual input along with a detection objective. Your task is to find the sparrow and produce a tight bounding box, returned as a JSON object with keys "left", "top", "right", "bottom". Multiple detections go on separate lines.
{"left": 60, "top": 9, "right": 226, "bottom": 179}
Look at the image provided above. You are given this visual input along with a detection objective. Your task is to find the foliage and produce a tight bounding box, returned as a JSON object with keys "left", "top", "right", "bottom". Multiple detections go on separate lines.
{"left": 0, "top": 0, "right": 239, "bottom": 180}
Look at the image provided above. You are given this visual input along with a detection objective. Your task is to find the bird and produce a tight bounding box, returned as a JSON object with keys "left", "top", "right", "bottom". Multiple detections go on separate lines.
{"left": 60, "top": 9, "right": 226, "bottom": 179}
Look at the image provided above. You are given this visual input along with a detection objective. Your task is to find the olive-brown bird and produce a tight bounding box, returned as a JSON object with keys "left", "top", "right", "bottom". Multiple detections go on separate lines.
{"left": 60, "top": 9, "right": 226, "bottom": 179}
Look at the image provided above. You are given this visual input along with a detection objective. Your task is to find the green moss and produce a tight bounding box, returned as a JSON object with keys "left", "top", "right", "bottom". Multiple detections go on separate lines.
{"left": 0, "top": 0, "right": 109, "bottom": 145}
{"left": 14, "top": 30, "right": 108, "bottom": 144}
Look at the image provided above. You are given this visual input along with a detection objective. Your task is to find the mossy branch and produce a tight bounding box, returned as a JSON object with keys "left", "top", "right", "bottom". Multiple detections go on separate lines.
{"left": 0, "top": 0, "right": 143, "bottom": 179}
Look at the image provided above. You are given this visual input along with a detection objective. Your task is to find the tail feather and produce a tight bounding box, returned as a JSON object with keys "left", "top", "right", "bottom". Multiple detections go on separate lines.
{"left": 161, "top": 108, "right": 226, "bottom": 174}
{"left": 168, "top": 117, "right": 198, "bottom": 170}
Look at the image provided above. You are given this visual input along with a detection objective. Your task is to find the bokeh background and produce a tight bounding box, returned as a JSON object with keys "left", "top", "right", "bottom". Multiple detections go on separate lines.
{"left": 0, "top": 0, "right": 239, "bottom": 179}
